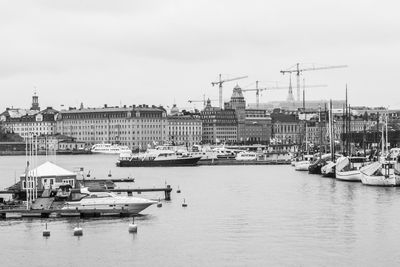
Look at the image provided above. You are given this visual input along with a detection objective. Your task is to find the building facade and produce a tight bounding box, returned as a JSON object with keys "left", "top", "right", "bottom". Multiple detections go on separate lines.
{"left": 225, "top": 85, "right": 246, "bottom": 141}
{"left": 56, "top": 105, "right": 168, "bottom": 149}
{"left": 168, "top": 114, "right": 202, "bottom": 147}
{"left": 201, "top": 100, "right": 238, "bottom": 144}
{"left": 271, "top": 109, "right": 303, "bottom": 145}
{"left": 244, "top": 109, "right": 272, "bottom": 143}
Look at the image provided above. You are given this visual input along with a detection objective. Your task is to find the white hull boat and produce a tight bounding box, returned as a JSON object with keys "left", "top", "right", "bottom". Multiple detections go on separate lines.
{"left": 336, "top": 170, "right": 362, "bottom": 181}
{"left": 335, "top": 156, "right": 368, "bottom": 182}
{"left": 360, "top": 161, "right": 400, "bottom": 187}
{"left": 295, "top": 161, "right": 311, "bottom": 171}
{"left": 62, "top": 189, "right": 157, "bottom": 214}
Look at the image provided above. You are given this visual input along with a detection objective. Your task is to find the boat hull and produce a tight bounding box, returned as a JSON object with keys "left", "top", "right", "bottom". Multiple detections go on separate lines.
{"left": 295, "top": 162, "right": 311, "bottom": 171}
{"left": 336, "top": 170, "right": 362, "bottom": 182}
{"left": 117, "top": 157, "right": 201, "bottom": 167}
{"left": 361, "top": 174, "right": 400, "bottom": 186}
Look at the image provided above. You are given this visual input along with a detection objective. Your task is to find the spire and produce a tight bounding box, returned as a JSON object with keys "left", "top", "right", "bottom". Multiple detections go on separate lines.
{"left": 31, "top": 90, "right": 40, "bottom": 111}
{"left": 286, "top": 74, "right": 295, "bottom": 102}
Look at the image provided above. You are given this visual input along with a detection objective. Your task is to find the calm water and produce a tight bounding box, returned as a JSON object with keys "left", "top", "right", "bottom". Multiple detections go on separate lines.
{"left": 1, "top": 155, "right": 400, "bottom": 266}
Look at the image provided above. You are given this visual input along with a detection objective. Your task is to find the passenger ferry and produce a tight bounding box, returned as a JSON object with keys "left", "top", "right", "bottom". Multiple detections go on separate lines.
{"left": 91, "top": 143, "right": 132, "bottom": 154}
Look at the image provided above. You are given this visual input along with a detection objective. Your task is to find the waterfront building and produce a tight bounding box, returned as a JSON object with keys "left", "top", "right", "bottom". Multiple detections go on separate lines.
{"left": 244, "top": 109, "right": 272, "bottom": 143}
{"left": 167, "top": 106, "right": 202, "bottom": 146}
{"left": 0, "top": 94, "right": 58, "bottom": 139}
{"left": 270, "top": 109, "right": 303, "bottom": 145}
{"left": 56, "top": 104, "right": 168, "bottom": 149}
{"left": 200, "top": 99, "right": 237, "bottom": 144}
{"left": 224, "top": 85, "right": 246, "bottom": 141}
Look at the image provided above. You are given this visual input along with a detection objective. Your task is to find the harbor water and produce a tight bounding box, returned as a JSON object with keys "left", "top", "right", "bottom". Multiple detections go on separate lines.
{"left": 1, "top": 155, "right": 400, "bottom": 266}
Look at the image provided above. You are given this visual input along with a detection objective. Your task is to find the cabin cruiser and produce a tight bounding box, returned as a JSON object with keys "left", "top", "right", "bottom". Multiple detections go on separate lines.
{"left": 335, "top": 156, "right": 368, "bottom": 182}
{"left": 116, "top": 150, "right": 201, "bottom": 167}
{"left": 235, "top": 151, "right": 258, "bottom": 161}
{"left": 360, "top": 161, "right": 400, "bottom": 186}
{"left": 189, "top": 145, "right": 218, "bottom": 161}
{"left": 294, "top": 154, "right": 314, "bottom": 171}
{"left": 91, "top": 143, "right": 132, "bottom": 154}
{"left": 62, "top": 188, "right": 157, "bottom": 214}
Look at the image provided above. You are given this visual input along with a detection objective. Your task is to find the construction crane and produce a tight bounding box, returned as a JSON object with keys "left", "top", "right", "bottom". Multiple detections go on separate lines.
{"left": 242, "top": 80, "right": 327, "bottom": 108}
{"left": 211, "top": 74, "right": 248, "bottom": 108}
{"left": 280, "top": 63, "right": 347, "bottom": 101}
{"left": 188, "top": 95, "right": 217, "bottom": 108}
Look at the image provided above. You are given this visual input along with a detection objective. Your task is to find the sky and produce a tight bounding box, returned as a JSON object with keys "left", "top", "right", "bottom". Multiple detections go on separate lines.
{"left": 0, "top": 0, "right": 399, "bottom": 112}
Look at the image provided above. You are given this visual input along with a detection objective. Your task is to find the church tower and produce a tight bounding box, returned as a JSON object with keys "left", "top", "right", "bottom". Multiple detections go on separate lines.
{"left": 31, "top": 92, "right": 40, "bottom": 111}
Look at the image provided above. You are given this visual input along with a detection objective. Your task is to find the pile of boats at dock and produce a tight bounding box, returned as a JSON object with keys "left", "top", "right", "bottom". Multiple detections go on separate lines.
{"left": 292, "top": 148, "right": 400, "bottom": 187}
{"left": 116, "top": 144, "right": 293, "bottom": 167}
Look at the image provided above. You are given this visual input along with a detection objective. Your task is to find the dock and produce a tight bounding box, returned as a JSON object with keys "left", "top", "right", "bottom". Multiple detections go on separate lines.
{"left": 197, "top": 159, "right": 291, "bottom": 166}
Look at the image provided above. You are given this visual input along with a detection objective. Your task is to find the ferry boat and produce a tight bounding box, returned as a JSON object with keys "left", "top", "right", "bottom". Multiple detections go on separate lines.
{"left": 91, "top": 143, "right": 132, "bottom": 154}
{"left": 116, "top": 150, "right": 202, "bottom": 167}
{"left": 62, "top": 188, "right": 157, "bottom": 214}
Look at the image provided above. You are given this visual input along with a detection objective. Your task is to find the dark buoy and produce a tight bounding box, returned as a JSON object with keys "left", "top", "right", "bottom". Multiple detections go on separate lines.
{"left": 182, "top": 198, "right": 188, "bottom": 207}
{"left": 108, "top": 170, "right": 112, "bottom": 177}
{"left": 43, "top": 223, "right": 50, "bottom": 237}
{"left": 177, "top": 186, "right": 181, "bottom": 194}
{"left": 157, "top": 198, "right": 162, "bottom": 208}
{"left": 128, "top": 216, "right": 138, "bottom": 233}
{"left": 86, "top": 170, "right": 91, "bottom": 178}
{"left": 73, "top": 221, "right": 83, "bottom": 236}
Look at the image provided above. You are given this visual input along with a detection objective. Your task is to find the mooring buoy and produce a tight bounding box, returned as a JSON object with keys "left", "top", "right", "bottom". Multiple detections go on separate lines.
{"left": 129, "top": 216, "right": 138, "bottom": 233}
{"left": 42, "top": 223, "right": 50, "bottom": 237}
{"left": 177, "top": 186, "right": 181, "bottom": 193}
{"left": 182, "top": 198, "right": 188, "bottom": 207}
{"left": 74, "top": 222, "right": 83, "bottom": 236}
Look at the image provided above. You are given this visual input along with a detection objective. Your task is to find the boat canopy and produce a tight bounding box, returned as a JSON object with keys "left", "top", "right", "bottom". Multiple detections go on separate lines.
{"left": 360, "top": 162, "right": 381, "bottom": 176}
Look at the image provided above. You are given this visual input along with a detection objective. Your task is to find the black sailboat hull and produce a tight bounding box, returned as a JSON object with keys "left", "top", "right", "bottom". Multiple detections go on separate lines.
{"left": 117, "top": 157, "right": 201, "bottom": 167}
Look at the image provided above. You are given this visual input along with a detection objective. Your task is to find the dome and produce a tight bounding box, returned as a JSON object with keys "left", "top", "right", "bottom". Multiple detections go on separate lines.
{"left": 170, "top": 104, "right": 179, "bottom": 115}
{"left": 231, "top": 84, "right": 244, "bottom": 99}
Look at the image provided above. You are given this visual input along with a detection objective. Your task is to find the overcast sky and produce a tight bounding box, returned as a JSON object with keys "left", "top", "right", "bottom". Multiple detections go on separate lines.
{"left": 0, "top": 0, "right": 399, "bottom": 112}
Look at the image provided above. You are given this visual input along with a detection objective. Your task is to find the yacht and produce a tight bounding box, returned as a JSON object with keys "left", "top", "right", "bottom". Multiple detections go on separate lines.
{"left": 62, "top": 188, "right": 157, "bottom": 214}
{"left": 335, "top": 156, "right": 368, "bottom": 182}
{"left": 116, "top": 150, "right": 202, "bottom": 167}
{"left": 189, "top": 145, "right": 218, "bottom": 161}
{"left": 91, "top": 143, "right": 132, "bottom": 154}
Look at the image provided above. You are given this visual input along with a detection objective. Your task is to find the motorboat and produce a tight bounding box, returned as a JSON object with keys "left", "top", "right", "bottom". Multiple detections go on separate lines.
{"left": 62, "top": 188, "right": 157, "bottom": 214}
{"left": 294, "top": 154, "right": 314, "bottom": 171}
{"left": 189, "top": 145, "right": 218, "bottom": 161}
{"left": 335, "top": 156, "right": 368, "bottom": 182}
{"left": 308, "top": 154, "right": 332, "bottom": 174}
{"left": 91, "top": 143, "right": 132, "bottom": 154}
{"left": 360, "top": 161, "right": 400, "bottom": 186}
{"left": 116, "top": 150, "right": 201, "bottom": 167}
{"left": 235, "top": 151, "right": 258, "bottom": 161}
{"left": 321, "top": 161, "right": 336, "bottom": 178}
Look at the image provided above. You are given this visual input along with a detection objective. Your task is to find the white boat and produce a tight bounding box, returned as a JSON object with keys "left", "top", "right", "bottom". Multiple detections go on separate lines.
{"left": 235, "top": 151, "right": 258, "bottom": 161}
{"left": 294, "top": 154, "right": 314, "bottom": 171}
{"left": 62, "top": 188, "right": 157, "bottom": 214}
{"left": 335, "top": 156, "right": 368, "bottom": 182}
{"left": 91, "top": 143, "right": 132, "bottom": 154}
{"left": 360, "top": 161, "right": 400, "bottom": 186}
{"left": 321, "top": 161, "right": 336, "bottom": 178}
{"left": 189, "top": 145, "right": 218, "bottom": 161}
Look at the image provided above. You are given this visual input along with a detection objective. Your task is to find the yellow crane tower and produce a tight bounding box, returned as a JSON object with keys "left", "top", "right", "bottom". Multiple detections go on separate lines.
{"left": 211, "top": 74, "right": 248, "bottom": 108}
{"left": 280, "top": 63, "right": 347, "bottom": 101}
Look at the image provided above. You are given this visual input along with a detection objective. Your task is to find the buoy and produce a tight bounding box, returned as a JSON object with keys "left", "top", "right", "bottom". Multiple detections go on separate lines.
{"left": 73, "top": 222, "right": 83, "bottom": 236}
{"left": 182, "top": 198, "right": 188, "bottom": 207}
{"left": 42, "top": 223, "right": 50, "bottom": 237}
{"left": 157, "top": 198, "right": 162, "bottom": 208}
{"left": 108, "top": 170, "right": 112, "bottom": 177}
{"left": 128, "top": 217, "right": 138, "bottom": 233}
{"left": 177, "top": 186, "right": 181, "bottom": 193}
